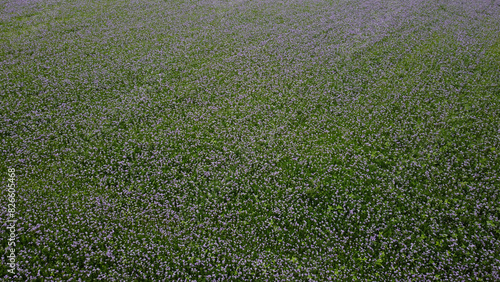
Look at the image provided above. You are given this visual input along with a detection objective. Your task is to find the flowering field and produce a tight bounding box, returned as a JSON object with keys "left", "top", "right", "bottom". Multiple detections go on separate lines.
{"left": 1, "top": 0, "right": 500, "bottom": 280}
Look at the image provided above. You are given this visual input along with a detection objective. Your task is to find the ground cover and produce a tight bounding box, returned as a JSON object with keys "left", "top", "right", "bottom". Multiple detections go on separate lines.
{"left": 1, "top": 0, "right": 500, "bottom": 280}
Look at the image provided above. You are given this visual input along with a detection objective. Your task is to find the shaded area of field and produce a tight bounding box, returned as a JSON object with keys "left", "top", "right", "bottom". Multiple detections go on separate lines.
{"left": 1, "top": 0, "right": 500, "bottom": 280}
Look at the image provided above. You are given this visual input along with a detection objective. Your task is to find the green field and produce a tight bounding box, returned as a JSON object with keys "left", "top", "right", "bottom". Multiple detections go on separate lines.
{"left": 1, "top": 0, "right": 500, "bottom": 280}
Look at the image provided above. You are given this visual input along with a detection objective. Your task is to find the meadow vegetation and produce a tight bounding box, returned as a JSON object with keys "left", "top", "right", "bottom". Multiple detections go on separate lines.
{"left": 1, "top": 0, "right": 500, "bottom": 280}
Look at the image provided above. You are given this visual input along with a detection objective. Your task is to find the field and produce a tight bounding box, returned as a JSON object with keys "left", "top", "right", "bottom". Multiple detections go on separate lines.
{"left": 1, "top": 0, "right": 500, "bottom": 280}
